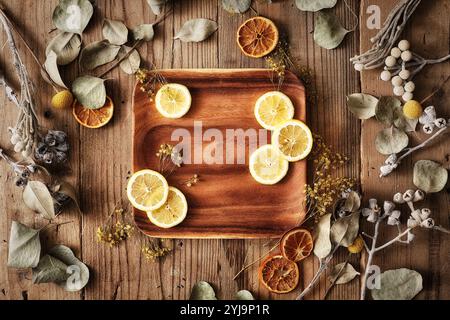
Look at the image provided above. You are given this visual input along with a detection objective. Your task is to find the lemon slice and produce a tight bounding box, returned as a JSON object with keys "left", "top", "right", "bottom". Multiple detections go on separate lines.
{"left": 255, "top": 91, "right": 295, "bottom": 131}
{"left": 147, "top": 187, "right": 188, "bottom": 229}
{"left": 272, "top": 120, "right": 313, "bottom": 162}
{"left": 249, "top": 145, "right": 289, "bottom": 185}
{"left": 155, "top": 83, "right": 192, "bottom": 119}
{"left": 127, "top": 170, "right": 169, "bottom": 211}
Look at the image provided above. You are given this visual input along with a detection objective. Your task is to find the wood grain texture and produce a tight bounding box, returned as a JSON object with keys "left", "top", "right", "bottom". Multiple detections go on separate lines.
{"left": 133, "top": 69, "right": 306, "bottom": 239}
{"left": 0, "top": 0, "right": 447, "bottom": 301}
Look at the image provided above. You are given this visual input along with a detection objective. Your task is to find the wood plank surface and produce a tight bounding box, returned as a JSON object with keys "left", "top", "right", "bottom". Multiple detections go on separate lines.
{"left": 0, "top": 0, "right": 447, "bottom": 300}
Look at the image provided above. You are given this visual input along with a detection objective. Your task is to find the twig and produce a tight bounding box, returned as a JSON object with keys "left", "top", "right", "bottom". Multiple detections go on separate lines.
{"left": 420, "top": 74, "right": 450, "bottom": 105}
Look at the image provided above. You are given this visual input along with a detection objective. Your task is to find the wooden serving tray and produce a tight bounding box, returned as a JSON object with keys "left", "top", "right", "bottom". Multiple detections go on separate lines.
{"left": 132, "top": 69, "right": 307, "bottom": 239}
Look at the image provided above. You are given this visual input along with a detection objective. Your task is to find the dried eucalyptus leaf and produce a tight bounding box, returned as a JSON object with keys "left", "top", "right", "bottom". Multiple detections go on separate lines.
{"left": 314, "top": 11, "right": 350, "bottom": 50}
{"left": 413, "top": 160, "right": 448, "bottom": 193}
{"left": 119, "top": 46, "right": 141, "bottom": 75}
{"left": 53, "top": 0, "right": 94, "bottom": 35}
{"left": 371, "top": 268, "right": 422, "bottom": 300}
{"left": 32, "top": 255, "right": 69, "bottom": 284}
{"left": 44, "top": 51, "right": 68, "bottom": 89}
{"left": 330, "top": 212, "right": 360, "bottom": 247}
{"left": 79, "top": 40, "right": 121, "bottom": 71}
{"left": 190, "top": 281, "right": 217, "bottom": 300}
{"left": 7, "top": 221, "right": 41, "bottom": 269}
{"left": 328, "top": 263, "right": 360, "bottom": 285}
{"left": 147, "top": 0, "right": 168, "bottom": 15}
{"left": 235, "top": 290, "right": 255, "bottom": 300}
{"left": 23, "top": 181, "right": 56, "bottom": 220}
{"left": 222, "top": 0, "right": 251, "bottom": 14}
{"left": 346, "top": 93, "right": 378, "bottom": 120}
{"left": 394, "top": 111, "right": 418, "bottom": 132}
{"left": 375, "top": 127, "right": 409, "bottom": 155}
{"left": 132, "top": 24, "right": 155, "bottom": 41}
{"left": 49, "top": 245, "right": 89, "bottom": 292}
{"left": 174, "top": 19, "right": 218, "bottom": 43}
{"left": 295, "top": 0, "right": 337, "bottom": 12}
{"left": 375, "top": 96, "right": 401, "bottom": 126}
{"left": 313, "top": 214, "right": 332, "bottom": 259}
{"left": 46, "top": 32, "right": 81, "bottom": 65}
{"left": 103, "top": 19, "right": 129, "bottom": 45}
{"left": 72, "top": 76, "right": 106, "bottom": 109}
{"left": 342, "top": 191, "right": 361, "bottom": 213}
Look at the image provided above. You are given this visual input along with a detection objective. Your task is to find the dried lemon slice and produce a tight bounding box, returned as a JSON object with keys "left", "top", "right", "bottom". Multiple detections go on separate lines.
{"left": 272, "top": 120, "right": 313, "bottom": 162}
{"left": 249, "top": 145, "right": 289, "bottom": 185}
{"left": 155, "top": 83, "right": 192, "bottom": 119}
{"left": 147, "top": 187, "right": 188, "bottom": 229}
{"left": 127, "top": 170, "right": 169, "bottom": 211}
{"left": 255, "top": 91, "right": 295, "bottom": 131}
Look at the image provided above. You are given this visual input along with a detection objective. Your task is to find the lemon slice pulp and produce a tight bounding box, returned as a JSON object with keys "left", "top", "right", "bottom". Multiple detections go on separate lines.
{"left": 249, "top": 145, "right": 289, "bottom": 185}
{"left": 147, "top": 187, "right": 188, "bottom": 229}
{"left": 272, "top": 120, "right": 313, "bottom": 162}
{"left": 127, "top": 170, "right": 169, "bottom": 211}
{"left": 255, "top": 91, "right": 295, "bottom": 131}
{"left": 155, "top": 83, "right": 192, "bottom": 119}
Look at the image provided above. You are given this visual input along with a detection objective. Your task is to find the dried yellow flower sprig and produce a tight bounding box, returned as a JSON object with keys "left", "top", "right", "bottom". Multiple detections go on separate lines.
{"left": 96, "top": 207, "right": 134, "bottom": 247}
{"left": 136, "top": 67, "right": 167, "bottom": 102}
{"left": 156, "top": 143, "right": 183, "bottom": 176}
{"left": 304, "top": 135, "right": 355, "bottom": 222}
{"left": 142, "top": 239, "right": 171, "bottom": 262}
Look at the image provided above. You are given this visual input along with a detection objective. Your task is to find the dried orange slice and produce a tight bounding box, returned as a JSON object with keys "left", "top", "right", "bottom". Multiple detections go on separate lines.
{"left": 258, "top": 255, "right": 299, "bottom": 294}
{"left": 280, "top": 228, "right": 313, "bottom": 263}
{"left": 237, "top": 17, "right": 279, "bottom": 58}
{"left": 73, "top": 96, "right": 114, "bottom": 129}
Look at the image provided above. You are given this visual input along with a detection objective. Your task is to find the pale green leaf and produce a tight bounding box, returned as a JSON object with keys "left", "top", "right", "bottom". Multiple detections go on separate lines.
{"left": 375, "top": 96, "right": 401, "bottom": 126}
{"left": 7, "top": 221, "right": 41, "bottom": 269}
{"left": 44, "top": 51, "right": 68, "bottom": 89}
{"left": 313, "top": 214, "right": 332, "bottom": 259}
{"left": 23, "top": 181, "right": 56, "bottom": 220}
{"left": 346, "top": 93, "right": 378, "bottom": 120}
{"left": 146, "top": 0, "right": 168, "bottom": 15}
{"left": 413, "top": 160, "right": 448, "bottom": 193}
{"left": 375, "top": 127, "right": 409, "bottom": 155}
{"left": 79, "top": 40, "right": 120, "bottom": 71}
{"left": 314, "top": 11, "right": 350, "bottom": 50}
{"left": 32, "top": 255, "right": 69, "bottom": 284}
{"left": 222, "top": 0, "right": 251, "bottom": 14}
{"left": 102, "top": 19, "right": 129, "bottom": 45}
{"left": 295, "top": 0, "right": 337, "bottom": 12}
{"left": 235, "top": 290, "right": 255, "bottom": 300}
{"left": 328, "top": 262, "right": 360, "bottom": 285}
{"left": 132, "top": 24, "right": 155, "bottom": 41}
{"left": 72, "top": 76, "right": 106, "bottom": 109}
{"left": 53, "top": 0, "right": 94, "bottom": 35}
{"left": 371, "top": 268, "right": 422, "bottom": 300}
{"left": 174, "top": 19, "right": 218, "bottom": 43}
{"left": 190, "top": 281, "right": 217, "bottom": 300}
{"left": 119, "top": 46, "right": 141, "bottom": 75}
{"left": 46, "top": 32, "right": 81, "bottom": 65}
{"left": 330, "top": 212, "right": 360, "bottom": 247}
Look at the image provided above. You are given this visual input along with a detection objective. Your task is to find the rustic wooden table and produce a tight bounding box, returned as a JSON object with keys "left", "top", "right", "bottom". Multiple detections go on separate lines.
{"left": 0, "top": 0, "right": 448, "bottom": 300}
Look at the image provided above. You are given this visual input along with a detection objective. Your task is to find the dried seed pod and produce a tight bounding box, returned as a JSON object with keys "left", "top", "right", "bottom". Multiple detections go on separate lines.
{"left": 420, "top": 208, "right": 431, "bottom": 220}
{"left": 413, "top": 190, "right": 425, "bottom": 202}
{"left": 380, "top": 70, "right": 392, "bottom": 81}
{"left": 398, "top": 40, "right": 410, "bottom": 51}
{"left": 434, "top": 118, "right": 447, "bottom": 129}
{"left": 421, "top": 218, "right": 435, "bottom": 229}
{"left": 401, "top": 50, "right": 413, "bottom": 62}
{"left": 407, "top": 231, "right": 415, "bottom": 242}
{"left": 387, "top": 210, "right": 401, "bottom": 226}
{"left": 407, "top": 217, "right": 420, "bottom": 228}
{"left": 391, "top": 47, "right": 402, "bottom": 58}
{"left": 383, "top": 201, "right": 395, "bottom": 214}
{"left": 410, "top": 209, "right": 422, "bottom": 222}
{"left": 423, "top": 123, "right": 435, "bottom": 134}
{"left": 402, "top": 189, "right": 415, "bottom": 202}
{"left": 393, "top": 192, "right": 405, "bottom": 204}
{"left": 404, "top": 81, "right": 415, "bottom": 92}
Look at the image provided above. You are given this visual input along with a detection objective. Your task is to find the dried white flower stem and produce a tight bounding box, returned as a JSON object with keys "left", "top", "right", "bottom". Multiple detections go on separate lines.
{"left": 386, "top": 53, "right": 450, "bottom": 79}
{"left": 296, "top": 245, "right": 340, "bottom": 300}
{"left": 380, "top": 124, "right": 449, "bottom": 177}
{"left": 351, "top": 0, "right": 422, "bottom": 70}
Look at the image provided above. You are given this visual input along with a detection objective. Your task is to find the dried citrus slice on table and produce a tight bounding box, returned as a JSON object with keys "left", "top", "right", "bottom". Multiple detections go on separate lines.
{"left": 259, "top": 255, "right": 299, "bottom": 294}
{"left": 237, "top": 17, "right": 279, "bottom": 58}
{"left": 147, "top": 186, "right": 188, "bottom": 229}
{"left": 155, "top": 83, "right": 192, "bottom": 119}
{"left": 255, "top": 91, "right": 295, "bottom": 130}
{"left": 281, "top": 228, "right": 313, "bottom": 262}
{"left": 73, "top": 96, "right": 114, "bottom": 129}
{"left": 249, "top": 145, "right": 289, "bottom": 185}
{"left": 127, "top": 170, "right": 169, "bottom": 212}
{"left": 272, "top": 120, "right": 313, "bottom": 162}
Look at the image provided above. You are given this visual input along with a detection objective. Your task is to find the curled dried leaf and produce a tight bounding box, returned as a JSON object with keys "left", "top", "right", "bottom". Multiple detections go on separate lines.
{"left": 119, "top": 46, "right": 141, "bottom": 75}
{"left": 328, "top": 262, "right": 360, "bottom": 285}
{"left": 132, "top": 24, "right": 155, "bottom": 41}
{"left": 222, "top": 0, "right": 251, "bottom": 14}
{"left": 23, "top": 181, "right": 56, "bottom": 220}
{"left": 330, "top": 212, "right": 360, "bottom": 248}
{"left": 79, "top": 40, "right": 121, "bottom": 71}
{"left": 413, "top": 160, "right": 448, "bottom": 193}
{"left": 174, "top": 19, "right": 218, "bottom": 43}
{"left": 295, "top": 0, "right": 337, "bottom": 12}
{"left": 371, "top": 268, "right": 422, "bottom": 300}
{"left": 313, "top": 214, "right": 332, "bottom": 259}
{"left": 102, "top": 19, "right": 129, "bottom": 45}
{"left": 314, "top": 11, "right": 350, "bottom": 50}
{"left": 190, "top": 281, "right": 217, "bottom": 300}
{"left": 346, "top": 93, "right": 378, "bottom": 120}
{"left": 375, "top": 127, "right": 409, "bottom": 155}
{"left": 72, "top": 76, "right": 106, "bottom": 109}
{"left": 46, "top": 32, "right": 81, "bottom": 65}
{"left": 44, "top": 51, "right": 68, "bottom": 89}
{"left": 52, "top": 0, "right": 94, "bottom": 35}
{"left": 146, "top": 0, "right": 168, "bottom": 15}
{"left": 32, "top": 255, "right": 69, "bottom": 284}
{"left": 7, "top": 221, "right": 41, "bottom": 269}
